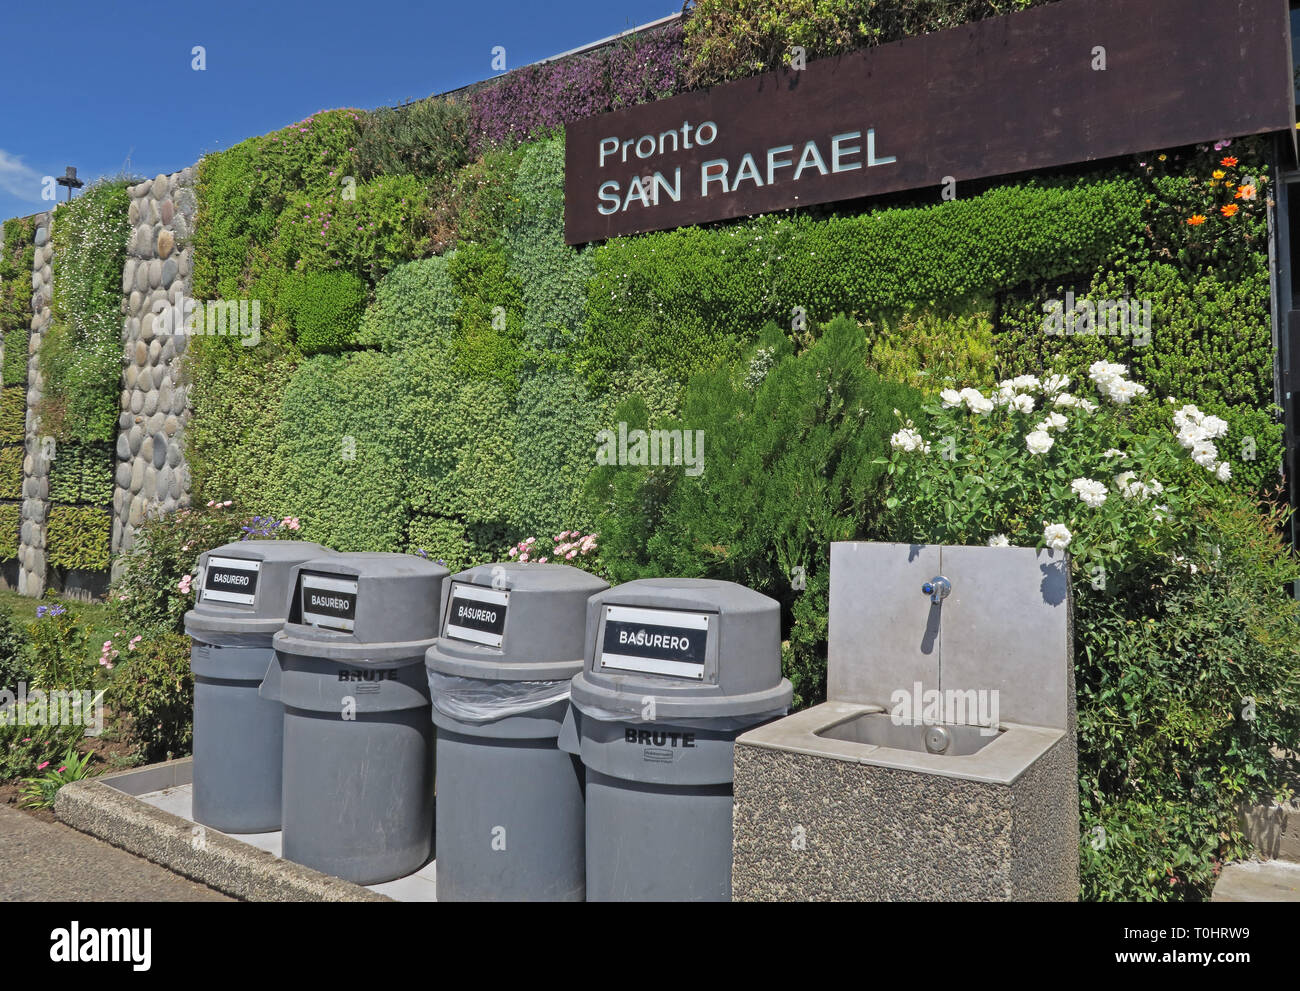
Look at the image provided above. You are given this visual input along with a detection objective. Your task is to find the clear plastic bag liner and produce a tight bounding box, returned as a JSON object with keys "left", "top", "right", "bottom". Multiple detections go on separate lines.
{"left": 427, "top": 671, "right": 572, "bottom": 723}
{"left": 569, "top": 696, "right": 790, "bottom": 732}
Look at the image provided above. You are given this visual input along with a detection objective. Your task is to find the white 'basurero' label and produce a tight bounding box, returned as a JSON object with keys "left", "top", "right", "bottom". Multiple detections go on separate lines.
{"left": 598, "top": 605, "right": 710, "bottom": 680}
{"left": 201, "top": 557, "right": 262, "bottom": 606}
{"left": 443, "top": 582, "right": 509, "bottom": 647}
{"left": 300, "top": 573, "right": 359, "bottom": 632}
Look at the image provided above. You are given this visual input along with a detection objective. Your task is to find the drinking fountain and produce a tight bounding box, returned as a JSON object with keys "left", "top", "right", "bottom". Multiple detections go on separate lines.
{"left": 731, "top": 541, "right": 1079, "bottom": 901}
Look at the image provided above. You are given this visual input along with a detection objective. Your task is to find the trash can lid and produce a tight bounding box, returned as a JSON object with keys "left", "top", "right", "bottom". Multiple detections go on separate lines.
{"left": 426, "top": 562, "right": 609, "bottom": 681}
{"left": 184, "top": 540, "right": 334, "bottom": 636}
{"left": 570, "top": 578, "right": 793, "bottom": 721}
{"left": 274, "top": 552, "right": 450, "bottom": 662}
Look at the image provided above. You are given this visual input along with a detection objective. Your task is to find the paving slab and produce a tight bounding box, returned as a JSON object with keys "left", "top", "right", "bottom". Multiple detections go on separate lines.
{"left": 1211, "top": 858, "right": 1300, "bottom": 902}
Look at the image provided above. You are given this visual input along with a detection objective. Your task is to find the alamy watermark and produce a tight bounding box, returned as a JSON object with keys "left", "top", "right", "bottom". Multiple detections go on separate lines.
{"left": 151, "top": 291, "right": 260, "bottom": 346}
{"left": 595, "top": 421, "right": 705, "bottom": 476}
{"left": 1043, "top": 292, "right": 1152, "bottom": 346}
{"left": 0, "top": 683, "right": 105, "bottom": 736}
{"left": 889, "top": 681, "right": 1000, "bottom": 736}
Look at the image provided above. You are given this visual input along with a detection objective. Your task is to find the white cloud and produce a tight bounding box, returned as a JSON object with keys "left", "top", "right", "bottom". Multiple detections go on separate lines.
{"left": 0, "top": 149, "right": 45, "bottom": 202}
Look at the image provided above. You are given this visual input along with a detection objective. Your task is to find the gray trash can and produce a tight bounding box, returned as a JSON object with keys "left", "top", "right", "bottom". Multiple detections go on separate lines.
{"left": 425, "top": 562, "right": 609, "bottom": 901}
{"left": 263, "top": 552, "right": 448, "bottom": 884}
{"left": 184, "top": 540, "right": 332, "bottom": 833}
{"left": 559, "top": 578, "right": 792, "bottom": 902}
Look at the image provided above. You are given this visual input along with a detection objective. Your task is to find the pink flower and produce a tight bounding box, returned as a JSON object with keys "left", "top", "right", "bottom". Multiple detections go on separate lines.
{"left": 537, "top": 557, "right": 548, "bottom": 563}
{"left": 103, "top": 640, "right": 112, "bottom": 649}
{"left": 37, "top": 761, "right": 48, "bottom": 770}
{"left": 565, "top": 550, "right": 577, "bottom": 559}
{"left": 178, "top": 575, "right": 193, "bottom": 593}
{"left": 206, "top": 499, "right": 215, "bottom": 507}
{"left": 57, "top": 766, "right": 66, "bottom": 773}
{"left": 507, "top": 547, "right": 517, "bottom": 558}
{"left": 222, "top": 500, "right": 232, "bottom": 508}
{"left": 519, "top": 553, "right": 529, "bottom": 563}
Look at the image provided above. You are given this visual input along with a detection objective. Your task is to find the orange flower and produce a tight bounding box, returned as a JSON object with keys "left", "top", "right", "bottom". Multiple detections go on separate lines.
{"left": 1212, "top": 169, "right": 1226, "bottom": 179}
{"left": 1221, "top": 204, "right": 1239, "bottom": 218}
{"left": 1236, "top": 184, "right": 1257, "bottom": 201}
{"left": 1187, "top": 214, "right": 1208, "bottom": 226}
{"left": 1221, "top": 156, "right": 1239, "bottom": 167}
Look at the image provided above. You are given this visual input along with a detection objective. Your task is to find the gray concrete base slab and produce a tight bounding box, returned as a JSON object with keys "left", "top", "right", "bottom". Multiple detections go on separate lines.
{"left": 1211, "top": 858, "right": 1300, "bottom": 902}
{"left": 53, "top": 758, "right": 434, "bottom": 902}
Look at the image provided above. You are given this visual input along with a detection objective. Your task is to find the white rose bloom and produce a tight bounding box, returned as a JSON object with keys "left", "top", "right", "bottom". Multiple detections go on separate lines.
{"left": 1012, "top": 374, "right": 1041, "bottom": 392}
{"left": 993, "top": 386, "right": 1017, "bottom": 407}
{"left": 1101, "top": 448, "right": 1125, "bottom": 459}
{"left": 1041, "top": 374, "right": 1070, "bottom": 395}
{"left": 1010, "top": 393, "right": 1036, "bottom": 414}
{"left": 1215, "top": 462, "right": 1232, "bottom": 482}
{"left": 1104, "top": 378, "right": 1147, "bottom": 404}
{"left": 1200, "top": 415, "right": 1229, "bottom": 439}
{"left": 891, "top": 428, "right": 929, "bottom": 453}
{"left": 1153, "top": 504, "right": 1170, "bottom": 522}
{"left": 1176, "top": 425, "right": 1207, "bottom": 450}
{"left": 987, "top": 534, "right": 1011, "bottom": 547}
{"left": 1149, "top": 479, "right": 1164, "bottom": 495}
{"left": 1071, "top": 477, "right": 1108, "bottom": 508}
{"left": 1172, "top": 404, "right": 1205, "bottom": 431}
{"left": 1025, "top": 430, "right": 1055, "bottom": 455}
{"left": 968, "top": 395, "right": 994, "bottom": 415}
{"left": 1043, "top": 523, "right": 1072, "bottom": 551}
{"left": 939, "top": 388, "right": 963, "bottom": 408}
{"left": 1191, "top": 440, "right": 1218, "bottom": 468}
{"left": 1053, "top": 393, "right": 1080, "bottom": 408}
{"left": 1036, "top": 412, "right": 1068, "bottom": 432}
{"left": 1088, "top": 360, "right": 1128, "bottom": 387}
{"left": 1114, "top": 471, "right": 1155, "bottom": 501}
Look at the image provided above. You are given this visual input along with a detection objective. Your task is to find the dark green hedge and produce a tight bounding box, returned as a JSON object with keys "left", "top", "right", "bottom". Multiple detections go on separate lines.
{"left": 47, "top": 505, "right": 111, "bottom": 571}
{"left": 0, "top": 386, "right": 25, "bottom": 443}
{"left": 49, "top": 442, "right": 114, "bottom": 505}
{"left": 0, "top": 501, "right": 19, "bottom": 559}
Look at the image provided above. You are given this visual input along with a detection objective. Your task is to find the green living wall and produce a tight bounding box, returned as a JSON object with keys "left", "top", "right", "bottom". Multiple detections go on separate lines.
{"left": 0, "top": 217, "right": 34, "bottom": 562}
{"left": 42, "top": 182, "right": 130, "bottom": 572}
{"left": 180, "top": 2, "right": 1294, "bottom": 901}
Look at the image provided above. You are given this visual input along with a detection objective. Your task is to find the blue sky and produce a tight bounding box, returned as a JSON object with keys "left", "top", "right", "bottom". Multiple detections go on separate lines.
{"left": 0, "top": 0, "right": 678, "bottom": 222}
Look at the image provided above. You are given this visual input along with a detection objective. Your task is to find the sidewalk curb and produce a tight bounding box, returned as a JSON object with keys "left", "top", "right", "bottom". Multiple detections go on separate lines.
{"left": 54, "top": 767, "right": 389, "bottom": 903}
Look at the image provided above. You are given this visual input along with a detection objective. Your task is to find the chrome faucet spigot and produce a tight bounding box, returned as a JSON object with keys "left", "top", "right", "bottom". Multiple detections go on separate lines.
{"left": 921, "top": 576, "right": 951, "bottom": 604}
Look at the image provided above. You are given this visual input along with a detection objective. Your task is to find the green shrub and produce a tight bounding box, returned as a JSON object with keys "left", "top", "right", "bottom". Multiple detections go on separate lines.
{"left": 46, "top": 506, "right": 111, "bottom": 571}
{"left": 511, "top": 368, "right": 603, "bottom": 537}
{"left": 0, "top": 445, "right": 23, "bottom": 500}
{"left": 0, "top": 605, "right": 31, "bottom": 692}
{"left": 110, "top": 501, "right": 247, "bottom": 634}
{"left": 587, "top": 316, "right": 923, "bottom": 706}
{"left": 864, "top": 304, "right": 999, "bottom": 393}
{"left": 404, "top": 514, "right": 472, "bottom": 572}
{"left": 0, "top": 385, "right": 25, "bottom": 442}
{"left": 682, "top": 0, "right": 1048, "bottom": 86}
{"left": 2, "top": 329, "right": 27, "bottom": 387}
{"left": 395, "top": 342, "right": 517, "bottom": 526}
{"left": 48, "top": 442, "right": 113, "bottom": 505}
{"left": 0, "top": 502, "right": 19, "bottom": 559}
{"left": 0, "top": 723, "right": 83, "bottom": 783}
{"left": 579, "top": 177, "right": 1145, "bottom": 390}
{"left": 356, "top": 255, "right": 458, "bottom": 350}
{"left": 264, "top": 351, "right": 409, "bottom": 551}
{"left": 42, "top": 181, "right": 132, "bottom": 443}
{"left": 276, "top": 269, "right": 367, "bottom": 354}
{"left": 880, "top": 365, "right": 1300, "bottom": 899}
{"left": 446, "top": 241, "right": 525, "bottom": 387}
{"left": 107, "top": 630, "right": 194, "bottom": 762}
{"left": 185, "top": 344, "right": 299, "bottom": 511}
{"left": 444, "top": 144, "right": 530, "bottom": 247}
{"left": 270, "top": 173, "right": 437, "bottom": 283}
{"left": 356, "top": 97, "right": 472, "bottom": 181}
{"left": 0, "top": 217, "right": 36, "bottom": 352}
{"left": 502, "top": 136, "right": 593, "bottom": 352}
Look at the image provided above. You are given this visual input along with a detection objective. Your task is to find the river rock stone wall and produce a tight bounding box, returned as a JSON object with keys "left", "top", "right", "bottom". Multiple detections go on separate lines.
{"left": 18, "top": 212, "right": 52, "bottom": 596}
{"left": 114, "top": 170, "right": 196, "bottom": 572}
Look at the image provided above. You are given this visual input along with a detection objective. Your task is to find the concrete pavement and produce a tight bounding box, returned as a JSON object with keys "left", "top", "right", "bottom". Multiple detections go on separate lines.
{"left": 0, "top": 804, "right": 231, "bottom": 902}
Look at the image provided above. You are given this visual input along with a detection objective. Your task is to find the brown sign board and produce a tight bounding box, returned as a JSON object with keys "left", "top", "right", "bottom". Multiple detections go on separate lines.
{"left": 564, "top": 0, "right": 1296, "bottom": 245}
